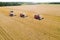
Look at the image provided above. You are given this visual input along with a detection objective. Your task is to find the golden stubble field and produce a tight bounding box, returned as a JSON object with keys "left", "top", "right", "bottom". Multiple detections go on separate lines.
{"left": 0, "top": 4, "right": 60, "bottom": 40}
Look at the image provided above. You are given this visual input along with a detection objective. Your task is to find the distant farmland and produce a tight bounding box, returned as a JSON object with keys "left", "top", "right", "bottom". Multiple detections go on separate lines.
{"left": 0, "top": 2, "right": 60, "bottom": 6}
{"left": 0, "top": 4, "right": 60, "bottom": 40}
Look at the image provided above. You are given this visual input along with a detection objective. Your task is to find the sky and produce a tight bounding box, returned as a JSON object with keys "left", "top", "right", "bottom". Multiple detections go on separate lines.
{"left": 0, "top": 0, "right": 60, "bottom": 2}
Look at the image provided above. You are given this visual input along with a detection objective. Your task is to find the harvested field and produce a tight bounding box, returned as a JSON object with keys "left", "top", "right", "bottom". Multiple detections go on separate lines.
{"left": 0, "top": 4, "right": 60, "bottom": 40}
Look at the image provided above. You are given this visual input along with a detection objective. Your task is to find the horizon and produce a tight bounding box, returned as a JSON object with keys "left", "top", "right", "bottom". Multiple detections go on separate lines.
{"left": 0, "top": 0, "right": 60, "bottom": 3}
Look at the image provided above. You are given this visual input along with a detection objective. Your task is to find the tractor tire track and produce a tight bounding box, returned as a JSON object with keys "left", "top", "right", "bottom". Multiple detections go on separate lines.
{"left": 0, "top": 26, "right": 13, "bottom": 40}
{"left": 1, "top": 14, "right": 60, "bottom": 40}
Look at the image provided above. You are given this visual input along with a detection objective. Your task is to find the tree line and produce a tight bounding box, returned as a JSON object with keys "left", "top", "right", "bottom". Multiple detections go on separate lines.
{"left": 0, "top": 2, "right": 24, "bottom": 6}
{"left": 0, "top": 2, "right": 37, "bottom": 6}
{"left": 0, "top": 2, "right": 60, "bottom": 6}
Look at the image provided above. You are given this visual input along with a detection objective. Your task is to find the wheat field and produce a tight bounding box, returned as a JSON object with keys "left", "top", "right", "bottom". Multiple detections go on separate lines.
{"left": 0, "top": 4, "right": 60, "bottom": 40}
